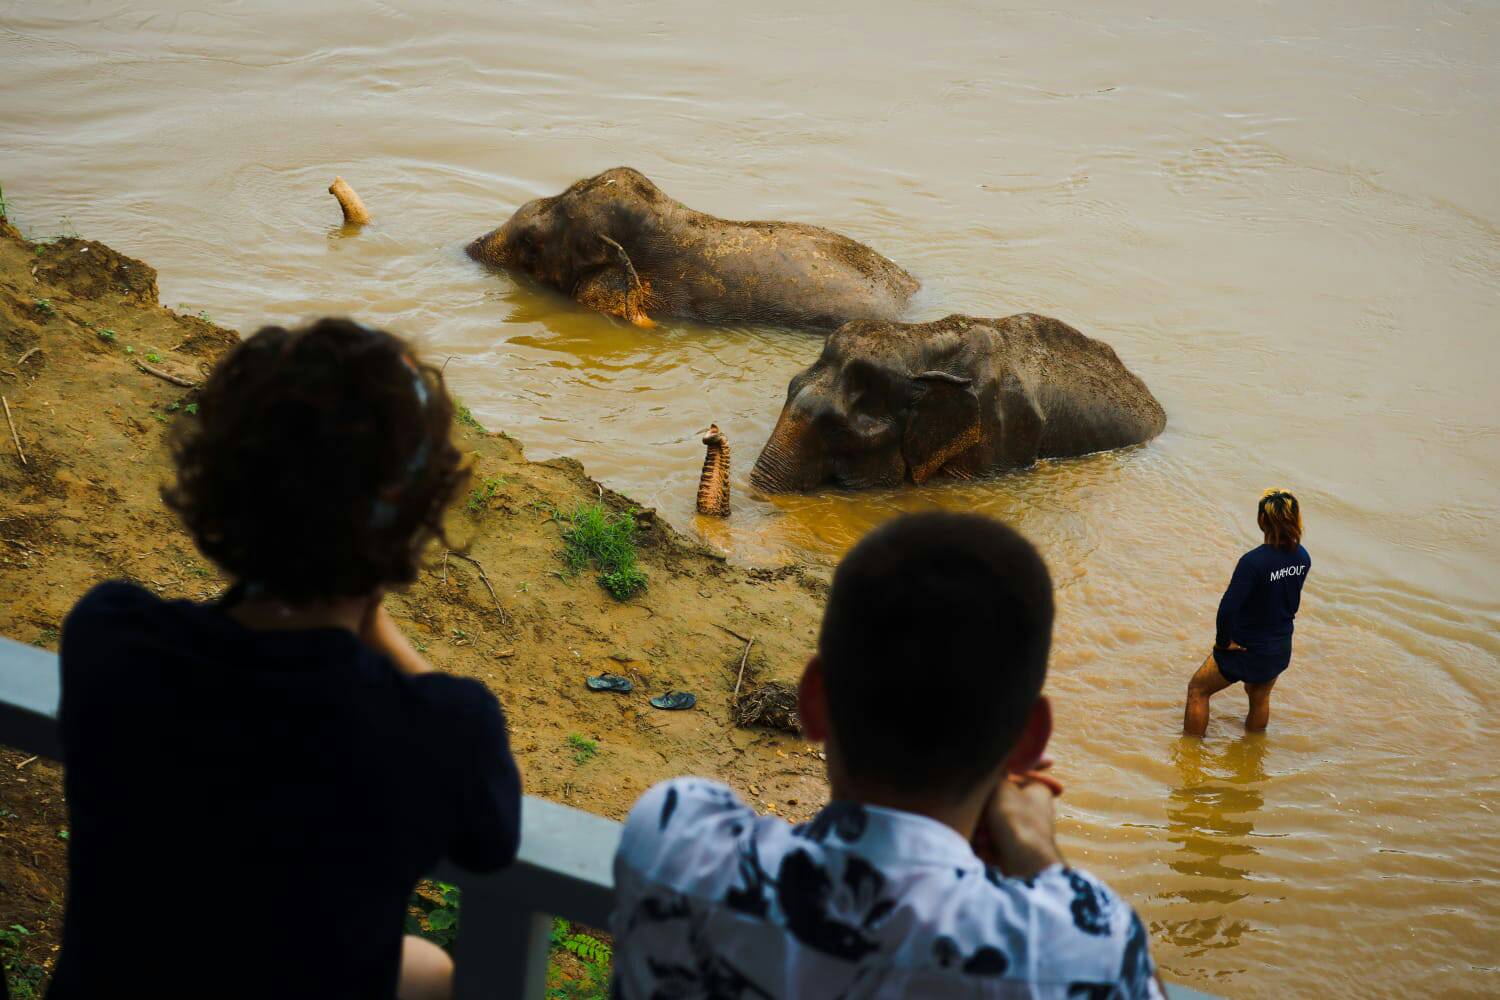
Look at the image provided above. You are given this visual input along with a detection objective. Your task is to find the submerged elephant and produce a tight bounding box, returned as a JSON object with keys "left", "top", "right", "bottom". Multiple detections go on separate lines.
{"left": 467, "top": 167, "right": 918, "bottom": 330}
{"left": 749, "top": 313, "right": 1166, "bottom": 493}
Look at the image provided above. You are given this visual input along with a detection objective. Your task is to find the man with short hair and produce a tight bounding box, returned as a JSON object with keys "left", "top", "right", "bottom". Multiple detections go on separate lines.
{"left": 611, "top": 512, "right": 1163, "bottom": 998}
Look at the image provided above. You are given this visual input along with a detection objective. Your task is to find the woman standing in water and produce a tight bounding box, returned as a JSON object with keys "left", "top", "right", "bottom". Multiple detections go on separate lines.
{"left": 1184, "top": 489, "right": 1311, "bottom": 736}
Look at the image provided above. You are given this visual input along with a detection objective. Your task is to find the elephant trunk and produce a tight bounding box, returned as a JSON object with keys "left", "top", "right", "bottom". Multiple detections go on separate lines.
{"left": 750, "top": 420, "right": 812, "bottom": 494}
{"left": 696, "top": 425, "right": 731, "bottom": 517}
{"left": 328, "top": 176, "right": 371, "bottom": 226}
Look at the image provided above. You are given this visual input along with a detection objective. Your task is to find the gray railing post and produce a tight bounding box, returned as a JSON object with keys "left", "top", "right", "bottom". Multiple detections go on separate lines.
{"left": 453, "top": 894, "right": 550, "bottom": 1000}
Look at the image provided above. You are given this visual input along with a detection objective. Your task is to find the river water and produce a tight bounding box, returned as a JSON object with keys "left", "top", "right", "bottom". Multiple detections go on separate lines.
{"left": 3, "top": 1, "right": 1497, "bottom": 994}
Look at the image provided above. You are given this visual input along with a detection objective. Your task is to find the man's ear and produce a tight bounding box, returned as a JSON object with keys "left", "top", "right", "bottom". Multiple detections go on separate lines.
{"left": 797, "top": 655, "right": 829, "bottom": 743}
{"left": 1003, "top": 696, "right": 1052, "bottom": 774}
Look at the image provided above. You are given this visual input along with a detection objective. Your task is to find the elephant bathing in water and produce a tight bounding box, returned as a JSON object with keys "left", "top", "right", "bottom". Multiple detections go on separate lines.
{"left": 749, "top": 314, "right": 1166, "bottom": 493}
{"left": 467, "top": 167, "right": 918, "bottom": 330}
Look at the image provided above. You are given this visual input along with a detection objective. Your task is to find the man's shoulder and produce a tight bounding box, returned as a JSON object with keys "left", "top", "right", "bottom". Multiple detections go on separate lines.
{"left": 620, "top": 778, "right": 758, "bottom": 858}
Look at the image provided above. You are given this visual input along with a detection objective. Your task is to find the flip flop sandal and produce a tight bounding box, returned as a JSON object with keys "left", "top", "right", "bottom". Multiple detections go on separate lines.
{"left": 649, "top": 691, "right": 696, "bottom": 711}
{"left": 586, "top": 674, "right": 633, "bottom": 693}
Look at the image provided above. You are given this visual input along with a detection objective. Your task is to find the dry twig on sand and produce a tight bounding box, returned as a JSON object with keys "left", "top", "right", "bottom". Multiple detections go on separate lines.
{"left": 452, "top": 552, "right": 505, "bottom": 620}
{"left": 16, "top": 348, "right": 41, "bottom": 367}
{"left": 732, "top": 636, "right": 755, "bottom": 701}
{"left": 2, "top": 395, "right": 26, "bottom": 467}
{"left": 134, "top": 360, "right": 197, "bottom": 388}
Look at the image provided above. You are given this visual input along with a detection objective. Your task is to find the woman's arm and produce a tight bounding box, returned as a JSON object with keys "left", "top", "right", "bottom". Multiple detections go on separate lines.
{"left": 1214, "top": 555, "right": 1254, "bottom": 650}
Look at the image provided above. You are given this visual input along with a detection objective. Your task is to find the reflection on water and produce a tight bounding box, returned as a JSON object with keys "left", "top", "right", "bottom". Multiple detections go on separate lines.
{"left": 3, "top": 1, "right": 1497, "bottom": 994}
{"left": 1159, "top": 736, "right": 1270, "bottom": 957}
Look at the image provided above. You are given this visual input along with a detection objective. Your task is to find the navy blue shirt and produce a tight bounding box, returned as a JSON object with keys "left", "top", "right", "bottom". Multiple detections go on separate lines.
{"left": 50, "top": 582, "right": 522, "bottom": 999}
{"left": 1215, "top": 544, "right": 1312, "bottom": 652}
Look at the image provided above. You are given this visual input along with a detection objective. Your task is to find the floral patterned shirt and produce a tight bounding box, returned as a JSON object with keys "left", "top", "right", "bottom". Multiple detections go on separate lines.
{"left": 611, "top": 778, "right": 1162, "bottom": 999}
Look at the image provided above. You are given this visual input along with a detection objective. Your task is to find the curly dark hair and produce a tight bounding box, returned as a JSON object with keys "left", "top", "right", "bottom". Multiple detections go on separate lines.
{"left": 163, "top": 317, "right": 468, "bottom": 604}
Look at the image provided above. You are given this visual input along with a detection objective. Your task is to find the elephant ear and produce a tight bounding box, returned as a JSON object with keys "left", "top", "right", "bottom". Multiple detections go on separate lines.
{"left": 901, "top": 370, "right": 983, "bottom": 484}
{"left": 995, "top": 369, "right": 1045, "bottom": 468}
{"left": 574, "top": 234, "right": 656, "bottom": 327}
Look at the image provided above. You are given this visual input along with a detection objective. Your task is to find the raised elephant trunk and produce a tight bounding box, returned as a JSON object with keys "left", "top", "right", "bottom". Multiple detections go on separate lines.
{"left": 695, "top": 424, "right": 731, "bottom": 517}
{"left": 327, "top": 176, "right": 371, "bottom": 226}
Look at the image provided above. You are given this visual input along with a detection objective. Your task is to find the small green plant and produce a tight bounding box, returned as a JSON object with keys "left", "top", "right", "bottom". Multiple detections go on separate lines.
{"left": 455, "top": 401, "right": 484, "bottom": 432}
{"left": 124, "top": 345, "right": 135, "bottom": 354}
{"left": 547, "top": 919, "right": 612, "bottom": 998}
{"left": 145, "top": 351, "right": 162, "bottom": 363}
{"left": 57, "top": 828, "right": 68, "bottom": 841}
{"left": 567, "top": 732, "right": 598, "bottom": 765}
{"left": 97, "top": 328, "right": 117, "bottom": 343}
{"left": 451, "top": 627, "right": 469, "bottom": 642}
{"left": 559, "top": 503, "right": 646, "bottom": 600}
{"left": 411, "top": 637, "right": 429, "bottom": 653}
{"left": 466, "top": 476, "right": 507, "bottom": 513}
{"left": 166, "top": 401, "right": 181, "bottom": 413}
{"left": 38, "top": 627, "right": 58, "bottom": 646}
{"left": 0, "top": 925, "right": 29, "bottom": 951}
{"left": 32, "top": 298, "right": 52, "bottom": 316}
{"left": 184, "top": 403, "right": 199, "bottom": 416}
{"left": 405, "top": 880, "right": 461, "bottom": 951}
{"left": 189, "top": 566, "right": 211, "bottom": 577}
{"left": 0, "top": 183, "right": 8, "bottom": 219}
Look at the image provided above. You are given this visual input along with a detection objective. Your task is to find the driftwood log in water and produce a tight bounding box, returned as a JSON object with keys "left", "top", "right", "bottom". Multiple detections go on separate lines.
{"left": 328, "top": 176, "right": 371, "bottom": 225}
{"left": 696, "top": 424, "right": 731, "bottom": 517}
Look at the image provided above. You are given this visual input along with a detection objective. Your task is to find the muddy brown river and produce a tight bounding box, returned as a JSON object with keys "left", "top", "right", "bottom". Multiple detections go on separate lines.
{"left": 3, "top": 1, "right": 1497, "bottom": 994}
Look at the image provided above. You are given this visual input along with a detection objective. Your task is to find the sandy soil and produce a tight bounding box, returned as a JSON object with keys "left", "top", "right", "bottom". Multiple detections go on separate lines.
{"left": 0, "top": 216, "right": 833, "bottom": 986}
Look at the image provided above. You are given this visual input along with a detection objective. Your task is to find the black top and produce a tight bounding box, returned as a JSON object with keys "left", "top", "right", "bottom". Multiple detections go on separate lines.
{"left": 49, "top": 582, "right": 522, "bottom": 999}
{"left": 1215, "top": 543, "right": 1312, "bottom": 652}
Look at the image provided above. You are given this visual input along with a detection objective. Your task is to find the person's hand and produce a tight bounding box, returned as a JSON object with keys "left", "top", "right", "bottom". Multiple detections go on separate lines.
{"left": 973, "top": 767, "right": 1065, "bottom": 879}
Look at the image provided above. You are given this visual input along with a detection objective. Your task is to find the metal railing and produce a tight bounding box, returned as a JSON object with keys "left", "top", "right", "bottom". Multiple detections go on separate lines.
{"left": 0, "top": 634, "right": 1217, "bottom": 1000}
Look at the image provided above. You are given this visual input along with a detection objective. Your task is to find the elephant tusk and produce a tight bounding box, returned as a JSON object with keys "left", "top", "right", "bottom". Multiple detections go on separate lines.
{"left": 328, "top": 176, "right": 371, "bottom": 226}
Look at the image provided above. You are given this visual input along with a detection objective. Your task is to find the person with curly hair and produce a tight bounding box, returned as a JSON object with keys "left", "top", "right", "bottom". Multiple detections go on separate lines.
{"left": 1183, "top": 488, "right": 1312, "bottom": 736}
{"left": 50, "top": 319, "right": 521, "bottom": 1000}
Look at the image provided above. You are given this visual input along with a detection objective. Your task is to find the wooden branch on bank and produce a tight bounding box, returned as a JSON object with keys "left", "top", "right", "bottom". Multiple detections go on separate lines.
{"left": 134, "top": 360, "right": 197, "bottom": 388}
{"left": 452, "top": 552, "right": 505, "bottom": 619}
{"left": 2, "top": 395, "right": 26, "bottom": 467}
{"left": 732, "top": 636, "right": 755, "bottom": 701}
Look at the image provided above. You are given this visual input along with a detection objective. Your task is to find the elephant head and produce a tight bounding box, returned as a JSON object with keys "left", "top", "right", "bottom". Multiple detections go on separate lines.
{"left": 467, "top": 167, "right": 661, "bottom": 326}
{"left": 750, "top": 314, "right": 1166, "bottom": 493}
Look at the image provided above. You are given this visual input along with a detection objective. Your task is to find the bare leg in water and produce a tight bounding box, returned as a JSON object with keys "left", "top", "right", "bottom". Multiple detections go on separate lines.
{"left": 1244, "top": 677, "right": 1277, "bottom": 732}
{"left": 1183, "top": 652, "right": 1233, "bottom": 737}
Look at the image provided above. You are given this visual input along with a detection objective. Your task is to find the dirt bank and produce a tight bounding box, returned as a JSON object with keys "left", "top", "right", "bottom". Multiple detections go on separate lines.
{"left": 0, "top": 216, "right": 831, "bottom": 987}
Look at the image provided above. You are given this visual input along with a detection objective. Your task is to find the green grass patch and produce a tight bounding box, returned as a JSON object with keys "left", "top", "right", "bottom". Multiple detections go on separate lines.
{"left": 558, "top": 503, "right": 646, "bottom": 600}
{"left": 455, "top": 401, "right": 484, "bottom": 432}
{"left": 32, "top": 298, "right": 52, "bottom": 316}
{"left": 466, "top": 476, "right": 507, "bottom": 513}
{"left": 97, "top": 328, "right": 117, "bottom": 343}
{"left": 567, "top": 732, "right": 598, "bottom": 765}
{"left": 0, "top": 184, "right": 8, "bottom": 220}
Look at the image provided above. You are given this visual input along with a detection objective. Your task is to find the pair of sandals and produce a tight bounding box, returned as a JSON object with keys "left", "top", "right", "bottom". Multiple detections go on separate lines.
{"left": 586, "top": 673, "right": 696, "bottom": 711}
